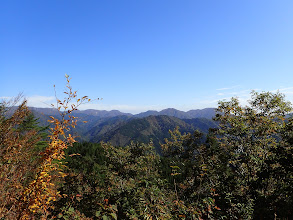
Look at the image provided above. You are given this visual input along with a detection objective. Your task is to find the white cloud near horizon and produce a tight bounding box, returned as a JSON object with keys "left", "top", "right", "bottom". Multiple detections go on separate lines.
{"left": 271, "top": 87, "right": 293, "bottom": 95}
{"left": 3, "top": 87, "right": 293, "bottom": 114}
{"left": 0, "top": 95, "right": 190, "bottom": 114}
{"left": 0, "top": 95, "right": 56, "bottom": 108}
{"left": 200, "top": 89, "right": 259, "bottom": 108}
{"left": 205, "top": 87, "right": 293, "bottom": 108}
{"left": 27, "top": 96, "right": 56, "bottom": 107}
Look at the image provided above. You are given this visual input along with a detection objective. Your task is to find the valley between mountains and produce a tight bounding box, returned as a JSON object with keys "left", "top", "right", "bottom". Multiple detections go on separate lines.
{"left": 30, "top": 107, "right": 218, "bottom": 152}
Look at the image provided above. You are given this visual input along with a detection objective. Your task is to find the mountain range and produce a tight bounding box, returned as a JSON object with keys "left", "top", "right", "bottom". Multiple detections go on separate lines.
{"left": 27, "top": 107, "right": 218, "bottom": 152}
{"left": 28, "top": 107, "right": 216, "bottom": 119}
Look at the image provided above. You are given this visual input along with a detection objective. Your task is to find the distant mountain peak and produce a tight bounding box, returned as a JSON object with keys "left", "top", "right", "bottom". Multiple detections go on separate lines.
{"left": 27, "top": 106, "right": 216, "bottom": 119}
{"left": 136, "top": 108, "right": 215, "bottom": 119}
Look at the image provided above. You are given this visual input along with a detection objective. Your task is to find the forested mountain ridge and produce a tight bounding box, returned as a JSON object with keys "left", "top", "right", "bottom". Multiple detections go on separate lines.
{"left": 135, "top": 107, "right": 216, "bottom": 119}
{"left": 2, "top": 81, "right": 293, "bottom": 219}
{"left": 25, "top": 107, "right": 218, "bottom": 150}
{"left": 88, "top": 115, "right": 217, "bottom": 152}
{"left": 27, "top": 106, "right": 216, "bottom": 119}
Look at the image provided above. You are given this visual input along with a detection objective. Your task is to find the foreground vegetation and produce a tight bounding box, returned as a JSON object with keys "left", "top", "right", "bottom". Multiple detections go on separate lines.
{"left": 1, "top": 78, "right": 292, "bottom": 219}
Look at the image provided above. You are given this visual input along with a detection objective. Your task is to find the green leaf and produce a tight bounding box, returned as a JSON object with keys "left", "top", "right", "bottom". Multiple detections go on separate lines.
{"left": 68, "top": 207, "right": 74, "bottom": 214}
{"left": 95, "top": 211, "right": 101, "bottom": 217}
{"left": 110, "top": 213, "right": 117, "bottom": 220}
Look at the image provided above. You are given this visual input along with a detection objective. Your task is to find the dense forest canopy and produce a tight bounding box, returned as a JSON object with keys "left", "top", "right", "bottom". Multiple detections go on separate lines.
{"left": 0, "top": 79, "right": 292, "bottom": 219}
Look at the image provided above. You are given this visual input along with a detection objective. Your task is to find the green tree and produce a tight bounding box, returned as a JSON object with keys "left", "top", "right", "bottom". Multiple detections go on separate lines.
{"left": 213, "top": 91, "right": 293, "bottom": 219}
{"left": 161, "top": 127, "right": 220, "bottom": 219}
{"left": 17, "top": 112, "right": 49, "bottom": 152}
{"left": 55, "top": 141, "right": 175, "bottom": 219}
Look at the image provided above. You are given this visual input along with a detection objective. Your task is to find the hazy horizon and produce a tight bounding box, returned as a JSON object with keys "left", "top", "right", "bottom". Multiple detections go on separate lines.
{"left": 24, "top": 104, "right": 217, "bottom": 115}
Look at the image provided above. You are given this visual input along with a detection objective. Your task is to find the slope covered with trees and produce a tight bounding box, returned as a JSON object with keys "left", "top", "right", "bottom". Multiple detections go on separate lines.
{"left": 23, "top": 108, "right": 218, "bottom": 152}
{"left": 1, "top": 76, "right": 292, "bottom": 219}
{"left": 88, "top": 115, "right": 218, "bottom": 153}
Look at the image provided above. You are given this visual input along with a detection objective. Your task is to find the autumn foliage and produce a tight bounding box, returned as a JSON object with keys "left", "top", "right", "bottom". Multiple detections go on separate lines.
{"left": 0, "top": 98, "right": 40, "bottom": 218}
{"left": 1, "top": 77, "right": 293, "bottom": 219}
{"left": 0, "top": 75, "right": 90, "bottom": 219}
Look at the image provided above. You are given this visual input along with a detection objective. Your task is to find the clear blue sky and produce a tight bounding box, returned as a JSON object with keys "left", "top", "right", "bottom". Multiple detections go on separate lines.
{"left": 1, "top": 0, "right": 293, "bottom": 113}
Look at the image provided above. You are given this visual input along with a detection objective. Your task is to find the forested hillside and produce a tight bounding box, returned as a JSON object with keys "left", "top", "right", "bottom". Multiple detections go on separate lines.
{"left": 88, "top": 115, "right": 218, "bottom": 153}
{"left": 1, "top": 80, "right": 292, "bottom": 219}
{"left": 27, "top": 107, "right": 218, "bottom": 152}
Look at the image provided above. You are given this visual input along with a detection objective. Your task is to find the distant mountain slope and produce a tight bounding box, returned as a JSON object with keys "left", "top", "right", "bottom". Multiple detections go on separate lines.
{"left": 135, "top": 108, "right": 216, "bottom": 119}
{"left": 84, "top": 115, "right": 132, "bottom": 142}
{"left": 22, "top": 107, "right": 218, "bottom": 150}
{"left": 75, "top": 109, "right": 132, "bottom": 118}
{"left": 186, "top": 108, "right": 216, "bottom": 119}
{"left": 26, "top": 106, "right": 216, "bottom": 119}
{"left": 28, "top": 107, "right": 131, "bottom": 118}
{"left": 89, "top": 115, "right": 192, "bottom": 153}
{"left": 88, "top": 115, "right": 217, "bottom": 153}
{"left": 183, "top": 118, "right": 218, "bottom": 134}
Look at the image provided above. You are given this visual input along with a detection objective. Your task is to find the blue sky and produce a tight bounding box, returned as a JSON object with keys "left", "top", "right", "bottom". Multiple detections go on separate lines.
{"left": 1, "top": 0, "right": 293, "bottom": 113}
